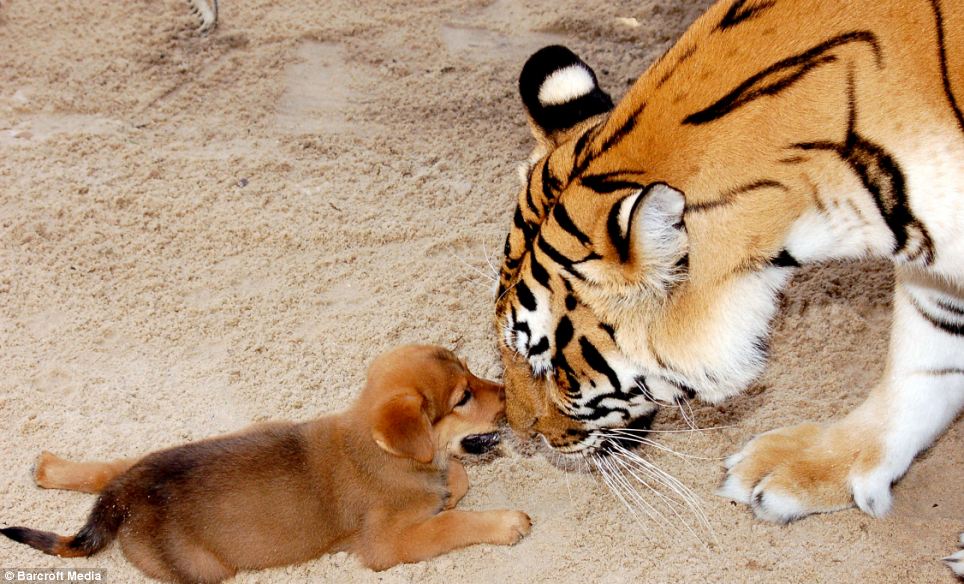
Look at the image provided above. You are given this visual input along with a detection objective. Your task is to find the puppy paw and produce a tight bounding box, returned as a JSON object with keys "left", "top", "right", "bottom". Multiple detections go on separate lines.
{"left": 944, "top": 533, "right": 964, "bottom": 578}
{"left": 719, "top": 422, "right": 884, "bottom": 523}
{"left": 491, "top": 510, "right": 532, "bottom": 545}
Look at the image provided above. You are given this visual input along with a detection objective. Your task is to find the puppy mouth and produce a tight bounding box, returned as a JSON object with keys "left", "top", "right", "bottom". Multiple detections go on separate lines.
{"left": 460, "top": 432, "right": 501, "bottom": 455}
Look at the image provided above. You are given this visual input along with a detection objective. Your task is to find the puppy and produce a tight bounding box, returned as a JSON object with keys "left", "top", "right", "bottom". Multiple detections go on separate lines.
{"left": 2, "top": 345, "right": 531, "bottom": 582}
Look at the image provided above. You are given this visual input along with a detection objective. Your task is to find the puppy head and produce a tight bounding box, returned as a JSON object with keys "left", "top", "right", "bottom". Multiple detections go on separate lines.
{"left": 365, "top": 345, "right": 505, "bottom": 464}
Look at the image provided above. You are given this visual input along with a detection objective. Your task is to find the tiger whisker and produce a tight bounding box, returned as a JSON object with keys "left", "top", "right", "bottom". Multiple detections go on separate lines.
{"left": 602, "top": 430, "right": 725, "bottom": 461}
{"left": 610, "top": 443, "right": 717, "bottom": 545}
{"left": 610, "top": 444, "right": 697, "bottom": 508}
{"left": 564, "top": 459, "right": 574, "bottom": 507}
{"left": 607, "top": 450, "right": 702, "bottom": 544}
{"left": 480, "top": 237, "right": 500, "bottom": 281}
{"left": 608, "top": 424, "right": 735, "bottom": 434}
{"left": 496, "top": 277, "right": 521, "bottom": 304}
{"left": 681, "top": 398, "right": 699, "bottom": 430}
{"left": 602, "top": 431, "right": 702, "bottom": 465}
{"left": 611, "top": 443, "right": 711, "bottom": 524}
{"left": 649, "top": 398, "right": 701, "bottom": 431}
{"left": 448, "top": 252, "right": 498, "bottom": 284}
{"left": 593, "top": 455, "right": 665, "bottom": 536}
{"left": 598, "top": 455, "right": 673, "bottom": 536}
{"left": 606, "top": 451, "right": 689, "bottom": 514}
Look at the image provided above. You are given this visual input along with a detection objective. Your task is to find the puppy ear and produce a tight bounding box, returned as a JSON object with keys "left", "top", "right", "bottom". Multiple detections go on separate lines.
{"left": 371, "top": 392, "right": 435, "bottom": 464}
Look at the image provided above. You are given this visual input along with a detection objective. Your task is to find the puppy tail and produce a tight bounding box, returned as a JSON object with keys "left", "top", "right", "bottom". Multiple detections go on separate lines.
{"left": 2, "top": 490, "right": 126, "bottom": 558}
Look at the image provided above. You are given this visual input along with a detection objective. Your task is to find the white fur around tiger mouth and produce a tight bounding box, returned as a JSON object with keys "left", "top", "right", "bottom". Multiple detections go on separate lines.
{"left": 548, "top": 433, "right": 606, "bottom": 455}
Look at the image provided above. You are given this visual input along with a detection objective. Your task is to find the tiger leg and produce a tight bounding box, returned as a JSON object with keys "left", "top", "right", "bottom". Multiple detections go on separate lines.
{"left": 944, "top": 532, "right": 964, "bottom": 577}
{"left": 719, "top": 266, "right": 964, "bottom": 522}
{"left": 35, "top": 451, "right": 139, "bottom": 493}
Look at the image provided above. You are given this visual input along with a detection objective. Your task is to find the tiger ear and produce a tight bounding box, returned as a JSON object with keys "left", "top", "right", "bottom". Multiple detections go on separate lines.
{"left": 595, "top": 183, "right": 687, "bottom": 287}
{"left": 371, "top": 391, "right": 435, "bottom": 464}
{"left": 519, "top": 45, "right": 614, "bottom": 148}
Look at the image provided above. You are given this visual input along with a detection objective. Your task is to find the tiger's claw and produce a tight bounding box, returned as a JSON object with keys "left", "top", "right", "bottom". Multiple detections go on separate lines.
{"left": 187, "top": 0, "right": 218, "bottom": 33}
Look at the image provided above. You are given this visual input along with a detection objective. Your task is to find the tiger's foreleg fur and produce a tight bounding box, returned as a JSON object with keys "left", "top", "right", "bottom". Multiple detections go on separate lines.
{"left": 945, "top": 532, "right": 964, "bottom": 577}
{"left": 720, "top": 266, "right": 964, "bottom": 522}
{"left": 187, "top": 0, "right": 217, "bottom": 33}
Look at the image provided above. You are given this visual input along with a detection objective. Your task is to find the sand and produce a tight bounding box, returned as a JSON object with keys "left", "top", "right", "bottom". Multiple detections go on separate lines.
{"left": 0, "top": 1, "right": 960, "bottom": 582}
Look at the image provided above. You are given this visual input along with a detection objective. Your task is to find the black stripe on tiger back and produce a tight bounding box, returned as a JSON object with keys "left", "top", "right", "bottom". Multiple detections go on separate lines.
{"left": 683, "top": 31, "right": 881, "bottom": 125}
{"left": 519, "top": 45, "right": 614, "bottom": 135}
{"left": 716, "top": 0, "right": 777, "bottom": 32}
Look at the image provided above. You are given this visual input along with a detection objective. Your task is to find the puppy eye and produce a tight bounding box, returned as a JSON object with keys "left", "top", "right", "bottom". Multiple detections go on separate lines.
{"left": 455, "top": 390, "right": 472, "bottom": 408}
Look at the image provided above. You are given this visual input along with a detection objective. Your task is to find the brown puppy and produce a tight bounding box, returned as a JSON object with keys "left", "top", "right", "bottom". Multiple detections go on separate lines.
{"left": 2, "top": 345, "right": 531, "bottom": 581}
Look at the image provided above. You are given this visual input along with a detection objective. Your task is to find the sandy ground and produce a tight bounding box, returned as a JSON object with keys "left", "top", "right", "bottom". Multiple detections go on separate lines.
{"left": 0, "top": 1, "right": 961, "bottom": 582}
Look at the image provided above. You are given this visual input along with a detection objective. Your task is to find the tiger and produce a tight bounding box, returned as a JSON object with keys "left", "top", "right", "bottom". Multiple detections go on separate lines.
{"left": 187, "top": 0, "right": 218, "bottom": 33}
{"left": 492, "top": 0, "right": 962, "bottom": 572}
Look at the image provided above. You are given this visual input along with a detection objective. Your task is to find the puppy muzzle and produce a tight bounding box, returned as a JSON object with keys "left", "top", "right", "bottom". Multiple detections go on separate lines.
{"left": 460, "top": 432, "right": 501, "bottom": 455}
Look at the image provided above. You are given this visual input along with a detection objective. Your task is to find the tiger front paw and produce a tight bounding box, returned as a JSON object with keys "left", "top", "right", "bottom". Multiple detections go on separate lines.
{"left": 718, "top": 421, "right": 889, "bottom": 523}
{"left": 945, "top": 533, "right": 964, "bottom": 578}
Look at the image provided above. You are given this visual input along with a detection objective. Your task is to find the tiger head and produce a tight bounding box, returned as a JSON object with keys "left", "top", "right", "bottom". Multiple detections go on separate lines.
{"left": 494, "top": 46, "right": 698, "bottom": 456}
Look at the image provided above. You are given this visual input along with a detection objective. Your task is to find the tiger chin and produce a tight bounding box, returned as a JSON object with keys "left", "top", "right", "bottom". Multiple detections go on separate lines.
{"left": 494, "top": 0, "right": 963, "bottom": 572}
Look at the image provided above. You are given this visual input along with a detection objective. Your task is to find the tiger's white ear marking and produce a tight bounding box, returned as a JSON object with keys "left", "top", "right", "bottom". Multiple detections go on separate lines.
{"left": 615, "top": 192, "right": 641, "bottom": 241}
{"left": 520, "top": 46, "right": 613, "bottom": 144}
{"left": 538, "top": 65, "right": 596, "bottom": 106}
